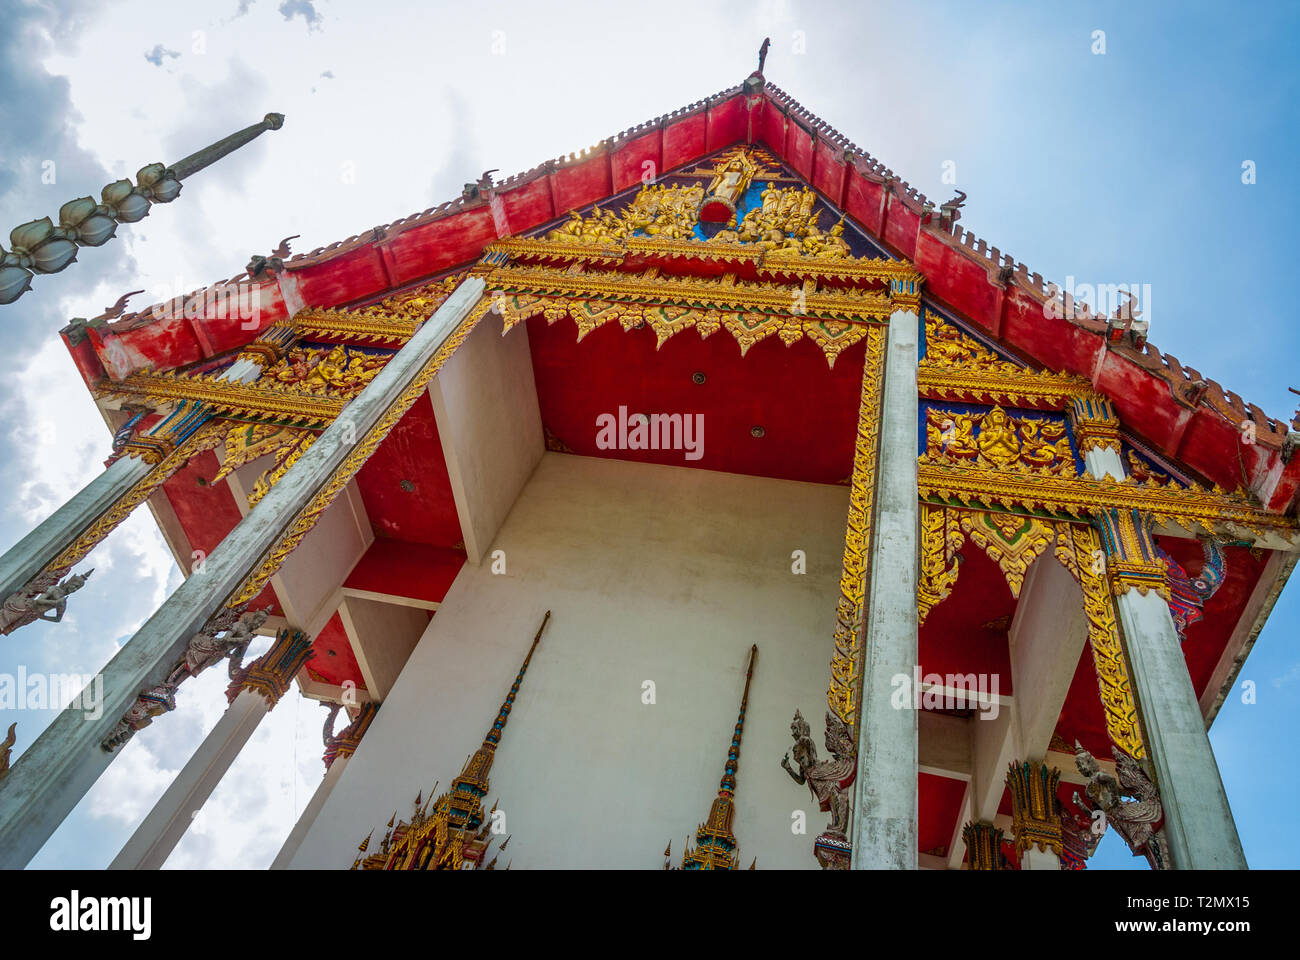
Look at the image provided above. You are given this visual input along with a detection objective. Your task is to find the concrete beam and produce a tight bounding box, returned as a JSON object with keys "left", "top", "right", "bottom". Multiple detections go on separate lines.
{"left": 429, "top": 316, "right": 543, "bottom": 564}
{"left": 337, "top": 596, "right": 428, "bottom": 701}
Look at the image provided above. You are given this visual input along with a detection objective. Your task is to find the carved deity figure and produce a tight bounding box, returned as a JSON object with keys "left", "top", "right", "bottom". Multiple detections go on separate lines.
{"left": 818, "top": 219, "right": 851, "bottom": 259}
{"left": 1073, "top": 742, "right": 1169, "bottom": 869}
{"left": 183, "top": 606, "right": 270, "bottom": 679}
{"left": 28, "top": 569, "right": 93, "bottom": 624}
{"left": 976, "top": 406, "right": 1022, "bottom": 469}
{"left": 706, "top": 158, "right": 751, "bottom": 208}
{"left": 781, "top": 709, "right": 856, "bottom": 838}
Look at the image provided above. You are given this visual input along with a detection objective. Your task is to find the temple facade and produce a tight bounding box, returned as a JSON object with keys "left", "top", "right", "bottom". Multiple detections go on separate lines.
{"left": 1, "top": 62, "right": 1296, "bottom": 871}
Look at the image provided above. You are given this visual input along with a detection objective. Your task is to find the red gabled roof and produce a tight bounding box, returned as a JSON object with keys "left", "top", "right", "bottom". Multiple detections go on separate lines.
{"left": 63, "top": 73, "right": 1300, "bottom": 513}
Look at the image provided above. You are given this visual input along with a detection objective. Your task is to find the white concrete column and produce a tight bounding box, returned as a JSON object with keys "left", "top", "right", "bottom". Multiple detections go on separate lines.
{"left": 0, "top": 278, "right": 486, "bottom": 868}
{"left": 1021, "top": 846, "right": 1060, "bottom": 870}
{"left": 109, "top": 689, "right": 269, "bottom": 870}
{"left": 1083, "top": 446, "right": 1125, "bottom": 481}
{"left": 270, "top": 754, "right": 350, "bottom": 869}
{"left": 1114, "top": 587, "right": 1247, "bottom": 868}
{"left": 0, "top": 454, "right": 149, "bottom": 601}
{"left": 851, "top": 307, "right": 920, "bottom": 869}
{"left": 0, "top": 344, "right": 273, "bottom": 610}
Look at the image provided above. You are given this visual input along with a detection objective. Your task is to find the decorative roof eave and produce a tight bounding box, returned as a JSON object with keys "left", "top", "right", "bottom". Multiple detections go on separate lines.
{"left": 97, "top": 373, "right": 344, "bottom": 428}
{"left": 918, "top": 460, "right": 1300, "bottom": 544}
{"left": 488, "top": 236, "right": 923, "bottom": 289}
{"left": 67, "top": 76, "right": 1299, "bottom": 513}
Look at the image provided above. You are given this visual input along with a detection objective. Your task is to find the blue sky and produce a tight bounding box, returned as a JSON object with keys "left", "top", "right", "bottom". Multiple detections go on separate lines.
{"left": 0, "top": 0, "right": 1296, "bottom": 868}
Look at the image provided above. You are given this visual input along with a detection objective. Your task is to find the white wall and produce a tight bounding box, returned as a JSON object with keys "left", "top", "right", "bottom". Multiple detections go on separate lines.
{"left": 430, "top": 317, "right": 544, "bottom": 564}
{"left": 288, "top": 453, "right": 850, "bottom": 869}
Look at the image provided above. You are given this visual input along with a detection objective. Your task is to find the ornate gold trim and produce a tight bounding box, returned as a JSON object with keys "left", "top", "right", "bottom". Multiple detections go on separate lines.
{"left": 48, "top": 420, "right": 228, "bottom": 574}
{"left": 917, "top": 504, "right": 962, "bottom": 624}
{"left": 918, "top": 366, "right": 1097, "bottom": 409}
{"left": 918, "top": 461, "right": 1296, "bottom": 537}
{"left": 226, "top": 295, "right": 490, "bottom": 607}
{"left": 101, "top": 373, "right": 346, "bottom": 428}
{"left": 483, "top": 260, "right": 898, "bottom": 322}
{"left": 1058, "top": 523, "right": 1147, "bottom": 759}
{"left": 958, "top": 511, "right": 1056, "bottom": 598}
{"left": 827, "top": 327, "right": 886, "bottom": 726}
{"left": 1006, "top": 760, "right": 1064, "bottom": 857}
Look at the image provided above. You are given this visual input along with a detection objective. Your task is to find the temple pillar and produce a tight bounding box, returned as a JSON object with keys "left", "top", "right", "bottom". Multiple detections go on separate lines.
{"left": 0, "top": 277, "right": 487, "bottom": 868}
{"left": 0, "top": 454, "right": 150, "bottom": 603}
{"left": 1098, "top": 507, "right": 1247, "bottom": 869}
{"left": 1006, "top": 759, "right": 1063, "bottom": 870}
{"left": 271, "top": 702, "right": 377, "bottom": 869}
{"left": 0, "top": 326, "right": 295, "bottom": 634}
{"left": 851, "top": 305, "right": 919, "bottom": 869}
{"left": 108, "top": 629, "right": 313, "bottom": 870}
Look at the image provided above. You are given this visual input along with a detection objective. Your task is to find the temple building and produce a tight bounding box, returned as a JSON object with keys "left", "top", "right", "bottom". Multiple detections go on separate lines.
{"left": 1, "top": 56, "right": 1296, "bottom": 871}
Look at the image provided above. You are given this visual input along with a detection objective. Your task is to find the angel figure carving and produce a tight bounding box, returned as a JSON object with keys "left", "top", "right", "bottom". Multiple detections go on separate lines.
{"left": 781, "top": 709, "right": 857, "bottom": 838}
{"left": 1073, "top": 741, "right": 1169, "bottom": 869}
{"left": 28, "top": 569, "right": 94, "bottom": 624}
{"left": 182, "top": 606, "right": 270, "bottom": 680}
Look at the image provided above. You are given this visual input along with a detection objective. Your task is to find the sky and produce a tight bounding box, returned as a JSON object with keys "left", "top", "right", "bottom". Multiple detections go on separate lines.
{"left": 0, "top": 0, "right": 1297, "bottom": 869}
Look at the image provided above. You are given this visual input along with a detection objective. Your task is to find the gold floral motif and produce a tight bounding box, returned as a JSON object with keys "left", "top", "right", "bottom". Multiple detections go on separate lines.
{"left": 102, "top": 372, "right": 346, "bottom": 428}
{"left": 247, "top": 431, "right": 317, "bottom": 507}
{"left": 547, "top": 183, "right": 704, "bottom": 244}
{"left": 267, "top": 344, "right": 386, "bottom": 398}
{"left": 958, "top": 511, "right": 1055, "bottom": 598}
{"left": 227, "top": 296, "right": 490, "bottom": 607}
{"left": 922, "top": 314, "right": 1021, "bottom": 374}
{"left": 827, "top": 326, "right": 885, "bottom": 727}
{"left": 210, "top": 423, "right": 300, "bottom": 485}
{"left": 1057, "top": 523, "right": 1147, "bottom": 759}
{"left": 919, "top": 461, "right": 1296, "bottom": 538}
{"left": 918, "top": 315, "right": 1098, "bottom": 409}
{"left": 917, "top": 505, "right": 963, "bottom": 624}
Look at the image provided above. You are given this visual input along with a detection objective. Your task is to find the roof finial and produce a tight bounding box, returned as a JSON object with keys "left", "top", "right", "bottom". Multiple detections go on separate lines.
{"left": 0, "top": 113, "right": 285, "bottom": 306}
{"left": 758, "top": 37, "right": 771, "bottom": 75}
